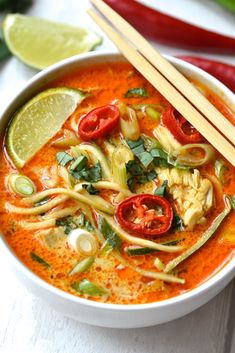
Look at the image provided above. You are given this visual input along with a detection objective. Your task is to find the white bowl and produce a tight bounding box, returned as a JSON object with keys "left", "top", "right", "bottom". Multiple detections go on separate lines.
{"left": 0, "top": 51, "right": 234, "bottom": 328}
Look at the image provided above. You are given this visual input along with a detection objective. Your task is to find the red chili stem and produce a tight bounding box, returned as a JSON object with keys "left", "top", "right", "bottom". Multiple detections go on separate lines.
{"left": 178, "top": 56, "right": 235, "bottom": 94}
{"left": 104, "top": 0, "right": 235, "bottom": 53}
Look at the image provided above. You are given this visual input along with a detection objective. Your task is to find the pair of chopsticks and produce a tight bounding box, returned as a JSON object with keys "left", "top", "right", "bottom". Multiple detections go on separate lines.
{"left": 88, "top": 0, "right": 235, "bottom": 167}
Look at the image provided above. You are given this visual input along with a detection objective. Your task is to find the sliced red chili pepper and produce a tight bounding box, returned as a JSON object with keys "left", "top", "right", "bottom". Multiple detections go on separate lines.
{"left": 78, "top": 104, "right": 119, "bottom": 141}
{"left": 162, "top": 106, "right": 203, "bottom": 144}
{"left": 116, "top": 194, "right": 173, "bottom": 238}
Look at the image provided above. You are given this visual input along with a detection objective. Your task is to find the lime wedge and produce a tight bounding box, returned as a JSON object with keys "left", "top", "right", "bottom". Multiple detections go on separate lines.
{"left": 6, "top": 88, "right": 86, "bottom": 168}
{"left": 2, "top": 14, "right": 102, "bottom": 69}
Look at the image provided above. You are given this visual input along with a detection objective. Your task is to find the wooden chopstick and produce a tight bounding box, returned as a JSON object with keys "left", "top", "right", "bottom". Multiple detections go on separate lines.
{"left": 90, "top": 0, "right": 235, "bottom": 147}
{"left": 88, "top": 3, "right": 235, "bottom": 166}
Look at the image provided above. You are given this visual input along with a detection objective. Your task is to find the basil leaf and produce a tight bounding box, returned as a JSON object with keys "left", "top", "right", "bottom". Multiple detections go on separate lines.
{"left": 126, "top": 160, "right": 156, "bottom": 191}
{"left": 124, "top": 87, "right": 149, "bottom": 98}
{"left": 70, "top": 155, "right": 88, "bottom": 171}
{"left": 56, "top": 214, "right": 94, "bottom": 234}
{"left": 56, "top": 151, "right": 73, "bottom": 166}
{"left": 98, "top": 216, "right": 122, "bottom": 250}
{"left": 171, "top": 212, "right": 184, "bottom": 231}
{"left": 71, "top": 279, "right": 109, "bottom": 296}
{"left": 30, "top": 252, "right": 50, "bottom": 268}
{"left": 154, "top": 180, "right": 168, "bottom": 197}
{"left": 70, "top": 162, "right": 102, "bottom": 183}
{"left": 82, "top": 183, "right": 100, "bottom": 195}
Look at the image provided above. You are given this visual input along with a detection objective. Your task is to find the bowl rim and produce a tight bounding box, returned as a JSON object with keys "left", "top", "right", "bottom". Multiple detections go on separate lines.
{"left": 1, "top": 49, "right": 234, "bottom": 311}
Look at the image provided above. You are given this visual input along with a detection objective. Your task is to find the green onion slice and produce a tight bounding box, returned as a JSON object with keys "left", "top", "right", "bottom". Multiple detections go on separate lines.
{"left": 69, "top": 256, "right": 94, "bottom": 275}
{"left": 8, "top": 173, "right": 36, "bottom": 196}
{"left": 71, "top": 279, "right": 109, "bottom": 296}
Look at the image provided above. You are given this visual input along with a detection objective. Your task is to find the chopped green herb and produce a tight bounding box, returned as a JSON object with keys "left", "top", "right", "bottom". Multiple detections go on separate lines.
{"left": 0, "top": 38, "right": 11, "bottom": 61}
{"left": 69, "top": 256, "right": 94, "bottom": 275}
{"left": 124, "top": 87, "right": 149, "bottom": 98}
{"left": 70, "top": 162, "right": 102, "bottom": 183}
{"left": 70, "top": 155, "right": 88, "bottom": 171}
{"left": 56, "top": 151, "right": 73, "bottom": 166}
{"left": 215, "top": 159, "right": 229, "bottom": 185}
{"left": 71, "top": 279, "right": 109, "bottom": 296}
{"left": 138, "top": 151, "right": 154, "bottom": 168}
{"left": 126, "top": 160, "right": 157, "bottom": 191}
{"left": 75, "top": 212, "right": 94, "bottom": 232}
{"left": 30, "top": 252, "right": 50, "bottom": 268}
{"left": 140, "top": 134, "right": 162, "bottom": 151}
{"left": 171, "top": 212, "right": 184, "bottom": 231}
{"left": 82, "top": 183, "right": 100, "bottom": 195}
{"left": 154, "top": 180, "right": 168, "bottom": 197}
{"left": 56, "top": 217, "right": 76, "bottom": 235}
{"left": 34, "top": 197, "right": 50, "bottom": 207}
{"left": 56, "top": 214, "right": 94, "bottom": 234}
{"left": 98, "top": 215, "right": 122, "bottom": 250}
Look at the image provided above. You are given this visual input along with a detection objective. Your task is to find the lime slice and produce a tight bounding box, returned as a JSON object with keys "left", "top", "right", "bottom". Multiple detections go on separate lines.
{"left": 6, "top": 88, "right": 86, "bottom": 168}
{"left": 2, "top": 14, "right": 102, "bottom": 69}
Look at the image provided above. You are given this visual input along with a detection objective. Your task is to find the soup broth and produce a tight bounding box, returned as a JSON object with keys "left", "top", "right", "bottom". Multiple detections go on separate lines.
{"left": 1, "top": 62, "right": 234, "bottom": 304}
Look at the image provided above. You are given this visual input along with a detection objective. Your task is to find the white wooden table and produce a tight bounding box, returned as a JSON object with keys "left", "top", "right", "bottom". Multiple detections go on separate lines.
{"left": 0, "top": 1, "right": 234, "bottom": 352}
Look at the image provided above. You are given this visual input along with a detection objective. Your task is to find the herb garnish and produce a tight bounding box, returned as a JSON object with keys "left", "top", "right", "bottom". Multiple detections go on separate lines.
{"left": 98, "top": 215, "right": 122, "bottom": 250}
{"left": 71, "top": 279, "right": 109, "bottom": 296}
{"left": 124, "top": 87, "right": 149, "bottom": 98}
{"left": 30, "top": 252, "right": 50, "bottom": 268}
{"left": 127, "top": 138, "right": 170, "bottom": 169}
{"left": 126, "top": 160, "right": 157, "bottom": 192}
{"left": 82, "top": 183, "right": 100, "bottom": 195}
{"left": 154, "top": 180, "right": 168, "bottom": 197}
{"left": 171, "top": 212, "right": 184, "bottom": 231}
{"left": 70, "top": 161, "right": 102, "bottom": 183}
{"left": 56, "top": 151, "right": 73, "bottom": 166}
{"left": 56, "top": 213, "right": 94, "bottom": 234}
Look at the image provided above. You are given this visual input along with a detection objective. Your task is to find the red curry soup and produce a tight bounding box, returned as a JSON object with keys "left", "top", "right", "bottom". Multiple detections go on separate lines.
{"left": 1, "top": 62, "right": 235, "bottom": 304}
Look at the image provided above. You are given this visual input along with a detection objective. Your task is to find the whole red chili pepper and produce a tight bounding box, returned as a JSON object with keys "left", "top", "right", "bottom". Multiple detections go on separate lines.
{"left": 104, "top": 0, "right": 235, "bottom": 53}
{"left": 178, "top": 56, "right": 235, "bottom": 94}
{"left": 161, "top": 106, "right": 203, "bottom": 144}
{"left": 116, "top": 194, "right": 173, "bottom": 238}
{"left": 78, "top": 104, "right": 120, "bottom": 140}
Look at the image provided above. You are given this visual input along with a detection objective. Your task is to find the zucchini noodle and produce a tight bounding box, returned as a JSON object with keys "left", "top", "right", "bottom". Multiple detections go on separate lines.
{"left": 21, "top": 188, "right": 114, "bottom": 214}
{"left": 6, "top": 195, "right": 68, "bottom": 215}
{"left": 113, "top": 251, "right": 185, "bottom": 284}
{"left": 99, "top": 213, "right": 183, "bottom": 253}
{"left": 19, "top": 218, "right": 56, "bottom": 230}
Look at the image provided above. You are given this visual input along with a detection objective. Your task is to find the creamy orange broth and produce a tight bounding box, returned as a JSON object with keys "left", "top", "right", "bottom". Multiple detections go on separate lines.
{"left": 0, "top": 62, "right": 235, "bottom": 304}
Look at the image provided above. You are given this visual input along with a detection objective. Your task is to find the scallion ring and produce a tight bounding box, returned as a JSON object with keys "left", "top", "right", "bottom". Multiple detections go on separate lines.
{"left": 8, "top": 173, "right": 36, "bottom": 196}
{"left": 68, "top": 228, "right": 98, "bottom": 256}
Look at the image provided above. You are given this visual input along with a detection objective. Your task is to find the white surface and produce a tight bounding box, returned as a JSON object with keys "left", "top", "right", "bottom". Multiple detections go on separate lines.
{"left": 0, "top": 0, "right": 235, "bottom": 351}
